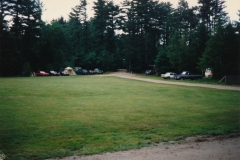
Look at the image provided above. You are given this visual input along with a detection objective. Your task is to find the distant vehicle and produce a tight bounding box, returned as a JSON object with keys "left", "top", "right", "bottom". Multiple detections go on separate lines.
{"left": 59, "top": 70, "right": 69, "bottom": 76}
{"left": 161, "top": 72, "right": 176, "bottom": 79}
{"left": 88, "top": 70, "right": 94, "bottom": 75}
{"left": 145, "top": 70, "right": 155, "bottom": 75}
{"left": 47, "top": 71, "right": 59, "bottom": 76}
{"left": 205, "top": 68, "right": 212, "bottom": 78}
{"left": 174, "top": 71, "right": 203, "bottom": 80}
{"left": 73, "top": 67, "right": 82, "bottom": 75}
{"left": 34, "top": 71, "right": 49, "bottom": 76}
{"left": 81, "top": 69, "right": 88, "bottom": 75}
{"left": 93, "top": 68, "right": 103, "bottom": 74}
{"left": 145, "top": 65, "right": 156, "bottom": 75}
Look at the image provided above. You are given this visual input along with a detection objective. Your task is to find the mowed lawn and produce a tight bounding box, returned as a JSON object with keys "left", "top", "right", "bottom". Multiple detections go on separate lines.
{"left": 0, "top": 76, "right": 239, "bottom": 160}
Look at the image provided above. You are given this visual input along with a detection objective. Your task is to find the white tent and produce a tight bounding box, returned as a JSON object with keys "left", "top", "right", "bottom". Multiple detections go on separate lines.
{"left": 65, "top": 67, "right": 76, "bottom": 75}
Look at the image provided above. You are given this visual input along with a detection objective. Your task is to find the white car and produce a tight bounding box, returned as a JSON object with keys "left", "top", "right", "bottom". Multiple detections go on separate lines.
{"left": 161, "top": 72, "right": 176, "bottom": 79}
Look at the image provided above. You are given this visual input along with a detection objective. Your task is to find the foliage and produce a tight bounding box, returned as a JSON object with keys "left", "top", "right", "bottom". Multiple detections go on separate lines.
{"left": 22, "top": 62, "right": 32, "bottom": 77}
{"left": 155, "top": 47, "right": 173, "bottom": 74}
{"left": 0, "top": 0, "right": 239, "bottom": 78}
{"left": 36, "top": 19, "right": 73, "bottom": 71}
{"left": 199, "top": 23, "right": 240, "bottom": 78}
{"left": 0, "top": 0, "right": 43, "bottom": 76}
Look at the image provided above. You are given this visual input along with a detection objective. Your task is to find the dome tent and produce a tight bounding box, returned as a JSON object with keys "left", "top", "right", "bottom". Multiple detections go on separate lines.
{"left": 65, "top": 67, "right": 76, "bottom": 75}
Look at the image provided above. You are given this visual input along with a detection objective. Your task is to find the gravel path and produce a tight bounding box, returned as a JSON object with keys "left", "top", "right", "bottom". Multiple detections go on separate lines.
{"left": 106, "top": 71, "right": 240, "bottom": 91}
{"left": 49, "top": 135, "right": 240, "bottom": 160}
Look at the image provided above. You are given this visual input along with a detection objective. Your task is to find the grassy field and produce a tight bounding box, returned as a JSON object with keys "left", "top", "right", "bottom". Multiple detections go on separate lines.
{"left": 0, "top": 76, "right": 239, "bottom": 160}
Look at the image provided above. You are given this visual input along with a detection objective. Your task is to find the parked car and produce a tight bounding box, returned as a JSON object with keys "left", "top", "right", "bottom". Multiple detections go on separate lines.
{"left": 34, "top": 71, "right": 49, "bottom": 76}
{"left": 59, "top": 70, "right": 69, "bottom": 76}
{"left": 88, "top": 70, "right": 94, "bottom": 75}
{"left": 93, "top": 68, "right": 103, "bottom": 74}
{"left": 73, "top": 67, "right": 82, "bottom": 75}
{"left": 145, "top": 70, "right": 155, "bottom": 75}
{"left": 81, "top": 69, "right": 88, "bottom": 75}
{"left": 161, "top": 72, "right": 176, "bottom": 79}
{"left": 47, "top": 71, "right": 59, "bottom": 76}
{"left": 174, "top": 71, "right": 203, "bottom": 80}
{"left": 145, "top": 65, "right": 156, "bottom": 75}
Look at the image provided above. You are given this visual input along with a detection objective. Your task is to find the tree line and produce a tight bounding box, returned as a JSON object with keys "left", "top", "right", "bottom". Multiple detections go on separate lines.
{"left": 0, "top": 0, "right": 239, "bottom": 78}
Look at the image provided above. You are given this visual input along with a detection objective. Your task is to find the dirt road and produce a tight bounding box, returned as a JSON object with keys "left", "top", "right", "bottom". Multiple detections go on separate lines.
{"left": 52, "top": 135, "right": 240, "bottom": 160}
{"left": 106, "top": 71, "right": 240, "bottom": 91}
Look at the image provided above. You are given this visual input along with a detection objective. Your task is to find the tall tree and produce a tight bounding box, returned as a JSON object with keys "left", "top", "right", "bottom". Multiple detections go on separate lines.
{"left": 0, "top": 0, "right": 43, "bottom": 76}
{"left": 166, "top": 30, "right": 189, "bottom": 72}
{"left": 68, "top": 0, "right": 89, "bottom": 67}
{"left": 0, "top": 0, "right": 9, "bottom": 34}
{"left": 160, "top": 0, "right": 199, "bottom": 72}
{"left": 0, "top": 0, "right": 10, "bottom": 76}
{"left": 189, "top": 22, "right": 209, "bottom": 72}
{"left": 199, "top": 23, "right": 240, "bottom": 78}
{"left": 92, "top": 0, "right": 107, "bottom": 53}
{"left": 198, "top": 0, "right": 227, "bottom": 33}
{"left": 21, "top": 0, "right": 43, "bottom": 69}
{"left": 38, "top": 18, "right": 71, "bottom": 71}
{"left": 155, "top": 46, "right": 173, "bottom": 74}
{"left": 91, "top": 0, "right": 121, "bottom": 70}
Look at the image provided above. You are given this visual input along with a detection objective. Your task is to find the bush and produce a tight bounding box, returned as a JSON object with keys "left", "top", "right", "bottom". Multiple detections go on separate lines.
{"left": 22, "top": 63, "right": 32, "bottom": 77}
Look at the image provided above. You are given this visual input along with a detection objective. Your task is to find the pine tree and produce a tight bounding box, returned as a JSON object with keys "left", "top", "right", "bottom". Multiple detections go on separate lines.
{"left": 199, "top": 23, "right": 239, "bottom": 78}
{"left": 0, "top": 0, "right": 43, "bottom": 76}
{"left": 68, "top": 0, "right": 89, "bottom": 67}
{"left": 198, "top": 0, "right": 227, "bottom": 33}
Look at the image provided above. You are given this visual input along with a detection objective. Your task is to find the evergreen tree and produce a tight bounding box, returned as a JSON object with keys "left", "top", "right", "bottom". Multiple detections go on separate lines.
{"left": 189, "top": 22, "right": 209, "bottom": 72}
{"left": 166, "top": 31, "right": 189, "bottom": 72}
{"left": 199, "top": 23, "right": 239, "bottom": 78}
{"left": 0, "top": 0, "right": 10, "bottom": 76}
{"left": 0, "top": 0, "right": 9, "bottom": 34}
{"left": 155, "top": 47, "right": 173, "bottom": 74}
{"left": 91, "top": 0, "right": 121, "bottom": 71}
{"left": 0, "top": 0, "right": 43, "bottom": 76}
{"left": 198, "top": 0, "right": 228, "bottom": 33}
{"left": 38, "top": 18, "right": 71, "bottom": 71}
{"left": 160, "top": 0, "right": 199, "bottom": 73}
{"left": 68, "top": 0, "right": 89, "bottom": 67}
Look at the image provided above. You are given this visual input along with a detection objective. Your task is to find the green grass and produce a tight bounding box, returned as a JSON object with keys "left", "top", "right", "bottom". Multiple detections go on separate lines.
{"left": 0, "top": 76, "right": 239, "bottom": 160}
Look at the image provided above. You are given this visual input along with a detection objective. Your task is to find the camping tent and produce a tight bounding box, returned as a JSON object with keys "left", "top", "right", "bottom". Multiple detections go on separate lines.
{"left": 65, "top": 67, "right": 76, "bottom": 75}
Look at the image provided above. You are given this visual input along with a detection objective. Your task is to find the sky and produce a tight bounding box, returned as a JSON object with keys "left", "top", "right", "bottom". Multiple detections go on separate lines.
{"left": 40, "top": 0, "right": 239, "bottom": 23}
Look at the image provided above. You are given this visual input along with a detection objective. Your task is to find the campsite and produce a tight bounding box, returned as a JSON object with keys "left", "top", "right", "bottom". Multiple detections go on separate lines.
{"left": 1, "top": 0, "right": 240, "bottom": 159}
{"left": 0, "top": 73, "right": 239, "bottom": 159}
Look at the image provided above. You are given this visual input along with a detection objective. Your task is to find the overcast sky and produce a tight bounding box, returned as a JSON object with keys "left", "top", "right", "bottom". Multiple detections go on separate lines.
{"left": 40, "top": 0, "right": 239, "bottom": 22}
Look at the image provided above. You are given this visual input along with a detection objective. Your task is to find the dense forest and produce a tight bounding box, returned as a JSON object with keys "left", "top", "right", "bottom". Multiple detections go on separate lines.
{"left": 0, "top": 0, "right": 239, "bottom": 78}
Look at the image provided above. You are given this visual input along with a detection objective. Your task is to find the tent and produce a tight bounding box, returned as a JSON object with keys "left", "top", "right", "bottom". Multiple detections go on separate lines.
{"left": 65, "top": 67, "right": 76, "bottom": 75}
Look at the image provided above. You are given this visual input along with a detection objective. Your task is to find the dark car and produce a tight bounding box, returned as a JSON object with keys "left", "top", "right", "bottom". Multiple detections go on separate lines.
{"left": 145, "top": 70, "right": 155, "bottom": 75}
{"left": 47, "top": 71, "right": 59, "bottom": 76}
{"left": 93, "top": 68, "right": 103, "bottom": 74}
{"left": 81, "top": 69, "right": 88, "bottom": 75}
{"left": 59, "top": 70, "right": 69, "bottom": 76}
{"left": 174, "top": 71, "right": 203, "bottom": 80}
{"left": 88, "top": 70, "right": 94, "bottom": 75}
{"left": 73, "top": 67, "right": 82, "bottom": 75}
